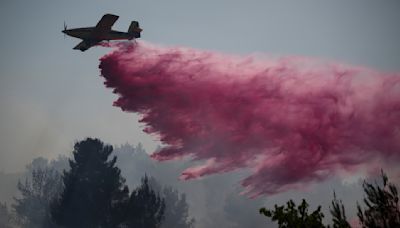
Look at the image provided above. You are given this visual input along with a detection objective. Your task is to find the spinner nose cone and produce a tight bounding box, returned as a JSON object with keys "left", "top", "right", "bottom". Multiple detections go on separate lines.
{"left": 62, "top": 29, "right": 70, "bottom": 39}
{"left": 62, "top": 29, "right": 73, "bottom": 37}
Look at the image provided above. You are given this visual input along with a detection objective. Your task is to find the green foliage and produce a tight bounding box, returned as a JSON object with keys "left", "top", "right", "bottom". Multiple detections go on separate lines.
{"left": 330, "top": 192, "right": 351, "bottom": 228}
{"left": 259, "top": 170, "right": 400, "bottom": 228}
{"left": 357, "top": 170, "right": 400, "bottom": 228}
{"left": 259, "top": 199, "right": 326, "bottom": 228}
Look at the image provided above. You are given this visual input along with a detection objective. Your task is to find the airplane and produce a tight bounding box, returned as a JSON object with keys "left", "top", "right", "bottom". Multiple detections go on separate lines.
{"left": 62, "top": 14, "right": 142, "bottom": 51}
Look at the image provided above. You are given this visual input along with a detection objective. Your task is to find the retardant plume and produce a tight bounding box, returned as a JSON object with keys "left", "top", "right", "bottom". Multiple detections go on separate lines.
{"left": 99, "top": 41, "right": 400, "bottom": 197}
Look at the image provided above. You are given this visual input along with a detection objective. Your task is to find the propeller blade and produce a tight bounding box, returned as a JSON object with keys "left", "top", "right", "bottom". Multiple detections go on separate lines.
{"left": 63, "top": 21, "right": 67, "bottom": 39}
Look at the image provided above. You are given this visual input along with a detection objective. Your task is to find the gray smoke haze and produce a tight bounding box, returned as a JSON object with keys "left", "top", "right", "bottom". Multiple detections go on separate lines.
{"left": 0, "top": 142, "right": 369, "bottom": 227}
{"left": 112, "top": 143, "right": 366, "bottom": 227}
{"left": 1, "top": 1, "right": 399, "bottom": 227}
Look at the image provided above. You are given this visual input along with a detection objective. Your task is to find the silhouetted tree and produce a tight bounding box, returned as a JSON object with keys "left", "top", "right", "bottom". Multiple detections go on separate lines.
{"left": 51, "top": 138, "right": 129, "bottom": 228}
{"left": 13, "top": 167, "right": 62, "bottom": 228}
{"left": 330, "top": 192, "right": 351, "bottom": 228}
{"left": 161, "top": 187, "right": 194, "bottom": 228}
{"left": 259, "top": 199, "right": 326, "bottom": 228}
{"left": 0, "top": 202, "right": 13, "bottom": 228}
{"left": 148, "top": 177, "right": 194, "bottom": 228}
{"left": 357, "top": 170, "right": 400, "bottom": 228}
{"left": 123, "top": 175, "right": 165, "bottom": 228}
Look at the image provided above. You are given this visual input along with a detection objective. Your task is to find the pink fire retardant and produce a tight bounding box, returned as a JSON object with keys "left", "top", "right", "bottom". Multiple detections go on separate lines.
{"left": 99, "top": 41, "right": 400, "bottom": 197}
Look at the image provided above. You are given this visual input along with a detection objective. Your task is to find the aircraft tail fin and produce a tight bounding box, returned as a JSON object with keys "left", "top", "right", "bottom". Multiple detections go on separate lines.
{"left": 128, "top": 21, "right": 142, "bottom": 39}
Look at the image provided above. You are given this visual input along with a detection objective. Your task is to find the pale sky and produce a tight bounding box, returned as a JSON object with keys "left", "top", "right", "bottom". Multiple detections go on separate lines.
{"left": 1, "top": 0, "right": 399, "bottom": 172}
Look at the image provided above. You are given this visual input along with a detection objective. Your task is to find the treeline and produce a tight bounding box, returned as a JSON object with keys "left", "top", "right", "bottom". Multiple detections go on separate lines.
{"left": 259, "top": 171, "right": 400, "bottom": 228}
{"left": 0, "top": 138, "right": 194, "bottom": 228}
{"left": 1, "top": 137, "right": 399, "bottom": 228}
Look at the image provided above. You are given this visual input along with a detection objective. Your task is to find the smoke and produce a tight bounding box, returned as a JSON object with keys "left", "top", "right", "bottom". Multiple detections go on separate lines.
{"left": 99, "top": 41, "right": 400, "bottom": 197}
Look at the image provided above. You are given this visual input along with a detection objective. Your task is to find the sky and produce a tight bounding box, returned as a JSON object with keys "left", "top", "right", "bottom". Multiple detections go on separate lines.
{"left": 0, "top": 0, "right": 399, "bottom": 174}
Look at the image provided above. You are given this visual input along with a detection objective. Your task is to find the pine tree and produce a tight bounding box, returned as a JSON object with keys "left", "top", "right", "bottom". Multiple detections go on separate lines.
{"left": 123, "top": 175, "right": 165, "bottom": 228}
{"left": 0, "top": 202, "right": 13, "bottom": 228}
{"left": 161, "top": 187, "right": 195, "bottom": 228}
{"left": 147, "top": 177, "right": 195, "bottom": 228}
{"left": 330, "top": 192, "right": 351, "bottom": 228}
{"left": 259, "top": 199, "right": 326, "bottom": 228}
{"left": 13, "top": 167, "right": 62, "bottom": 228}
{"left": 357, "top": 170, "right": 400, "bottom": 228}
{"left": 51, "top": 138, "right": 129, "bottom": 228}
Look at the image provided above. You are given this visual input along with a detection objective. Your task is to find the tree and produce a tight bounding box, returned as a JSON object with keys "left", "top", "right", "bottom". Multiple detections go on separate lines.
{"left": 0, "top": 202, "right": 13, "bottom": 228}
{"left": 160, "top": 187, "right": 194, "bottom": 228}
{"left": 51, "top": 138, "right": 129, "bottom": 228}
{"left": 259, "top": 199, "right": 326, "bottom": 228}
{"left": 13, "top": 167, "right": 62, "bottom": 228}
{"left": 357, "top": 170, "right": 400, "bottom": 228}
{"left": 147, "top": 177, "right": 195, "bottom": 228}
{"left": 123, "top": 175, "right": 165, "bottom": 228}
{"left": 25, "top": 157, "right": 49, "bottom": 174}
{"left": 330, "top": 192, "right": 351, "bottom": 228}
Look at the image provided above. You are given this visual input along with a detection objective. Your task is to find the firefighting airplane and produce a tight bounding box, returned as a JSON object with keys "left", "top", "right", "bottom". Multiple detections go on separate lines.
{"left": 62, "top": 14, "right": 142, "bottom": 51}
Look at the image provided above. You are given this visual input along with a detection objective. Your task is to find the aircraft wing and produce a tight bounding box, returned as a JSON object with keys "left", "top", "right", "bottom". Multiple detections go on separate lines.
{"left": 95, "top": 14, "right": 119, "bottom": 32}
{"left": 73, "top": 40, "right": 98, "bottom": 52}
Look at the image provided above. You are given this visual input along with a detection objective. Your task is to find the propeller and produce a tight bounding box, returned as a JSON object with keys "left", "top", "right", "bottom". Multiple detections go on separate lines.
{"left": 63, "top": 21, "right": 67, "bottom": 38}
